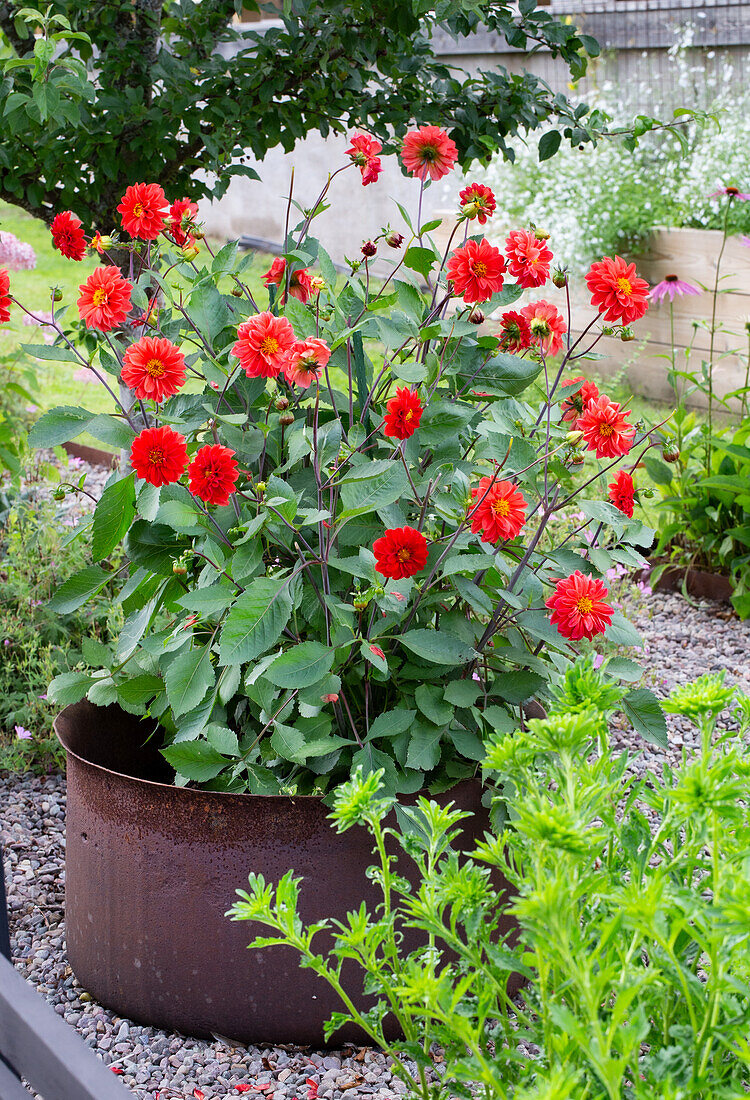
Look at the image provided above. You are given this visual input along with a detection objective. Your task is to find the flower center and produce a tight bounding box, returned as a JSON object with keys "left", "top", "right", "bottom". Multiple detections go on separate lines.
{"left": 260, "top": 336, "right": 279, "bottom": 356}
{"left": 470, "top": 261, "right": 488, "bottom": 277}
{"left": 599, "top": 423, "right": 614, "bottom": 437}
{"left": 492, "top": 498, "right": 511, "bottom": 517}
{"left": 419, "top": 144, "right": 437, "bottom": 163}
{"left": 148, "top": 448, "right": 164, "bottom": 466}
{"left": 726, "top": 186, "right": 739, "bottom": 196}
{"left": 530, "top": 318, "right": 550, "bottom": 337}
{"left": 92, "top": 288, "right": 109, "bottom": 307}
{"left": 665, "top": 274, "right": 678, "bottom": 282}
{"left": 575, "top": 596, "right": 594, "bottom": 614}
{"left": 396, "top": 547, "right": 412, "bottom": 563}
{"left": 404, "top": 409, "right": 413, "bottom": 421}
{"left": 132, "top": 202, "right": 145, "bottom": 217}
{"left": 616, "top": 277, "right": 633, "bottom": 295}
{"left": 145, "top": 358, "right": 165, "bottom": 378}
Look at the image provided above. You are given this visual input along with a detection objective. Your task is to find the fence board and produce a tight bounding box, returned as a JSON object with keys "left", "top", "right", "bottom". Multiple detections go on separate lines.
{"left": 0, "top": 956, "right": 131, "bottom": 1100}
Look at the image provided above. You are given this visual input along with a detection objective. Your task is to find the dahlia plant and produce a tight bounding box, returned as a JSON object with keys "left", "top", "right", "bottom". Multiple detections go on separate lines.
{"left": 14, "top": 129, "right": 667, "bottom": 794}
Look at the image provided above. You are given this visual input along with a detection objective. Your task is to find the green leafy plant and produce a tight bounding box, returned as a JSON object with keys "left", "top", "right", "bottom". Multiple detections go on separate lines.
{"left": 233, "top": 665, "right": 750, "bottom": 1100}
{"left": 13, "top": 141, "right": 670, "bottom": 796}
{"left": 0, "top": 483, "right": 121, "bottom": 771}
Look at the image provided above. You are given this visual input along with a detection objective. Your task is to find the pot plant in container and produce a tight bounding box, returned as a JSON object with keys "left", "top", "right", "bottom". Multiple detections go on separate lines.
{"left": 12, "top": 129, "right": 667, "bottom": 1044}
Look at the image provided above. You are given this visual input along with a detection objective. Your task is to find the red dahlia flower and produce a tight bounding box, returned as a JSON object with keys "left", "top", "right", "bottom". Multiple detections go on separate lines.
{"left": 546, "top": 571, "right": 614, "bottom": 642}
{"left": 284, "top": 337, "right": 331, "bottom": 387}
{"left": 262, "top": 257, "right": 314, "bottom": 304}
{"left": 383, "top": 387, "right": 423, "bottom": 440}
{"left": 521, "top": 300, "right": 567, "bottom": 358}
{"left": 345, "top": 133, "right": 383, "bottom": 186}
{"left": 458, "top": 183, "right": 496, "bottom": 225}
{"left": 188, "top": 444, "right": 239, "bottom": 506}
{"left": 232, "top": 312, "right": 296, "bottom": 379}
{"left": 560, "top": 376, "right": 600, "bottom": 423}
{"left": 77, "top": 266, "right": 133, "bottom": 330}
{"left": 504, "top": 228, "right": 553, "bottom": 289}
{"left": 447, "top": 239, "right": 506, "bottom": 304}
{"left": 130, "top": 425, "right": 188, "bottom": 487}
{"left": 401, "top": 125, "right": 458, "bottom": 182}
{"left": 0, "top": 269, "right": 10, "bottom": 323}
{"left": 121, "top": 335, "right": 186, "bottom": 403}
{"left": 469, "top": 477, "right": 527, "bottom": 544}
{"left": 168, "top": 198, "right": 199, "bottom": 247}
{"left": 608, "top": 469, "right": 635, "bottom": 517}
{"left": 50, "top": 211, "right": 86, "bottom": 261}
{"left": 585, "top": 255, "right": 650, "bottom": 325}
{"left": 577, "top": 394, "right": 635, "bottom": 459}
{"left": 117, "top": 183, "right": 169, "bottom": 241}
{"left": 373, "top": 526, "right": 429, "bottom": 580}
{"left": 496, "top": 310, "right": 532, "bottom": 353}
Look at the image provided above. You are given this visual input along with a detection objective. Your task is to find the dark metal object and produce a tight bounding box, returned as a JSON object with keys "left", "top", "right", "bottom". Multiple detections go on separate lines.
{"left": 56, "top": 701, "right": 517, "bottom": 1047}
{"left": 62, "top": 442, "right": 118, "bottom": 469}
{"left": 654, "top": 565, "right": 734, "bottom": 604}
{"left": 0, "top": 845, "right": 11, "bottom": 963}
{"left": 0, "top": 952, "right": 132, "bottom": 1100}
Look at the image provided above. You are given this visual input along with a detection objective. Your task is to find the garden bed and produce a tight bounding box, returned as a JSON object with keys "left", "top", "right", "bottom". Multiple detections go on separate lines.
{"left": 2, "top": 589, "right": 749, "bottom": 1099}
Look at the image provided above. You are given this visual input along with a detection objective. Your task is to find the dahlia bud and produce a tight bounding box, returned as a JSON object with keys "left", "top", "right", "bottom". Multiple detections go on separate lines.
{"left": 468, "top": 307, "right": 485, "bottom": 325}
{"left": 279, "top": 412, "right": 295, "bottom": 427}
{"left": 321, "top": 693, "right": 339, "bottom": 704}
{"left": 461, "top": 201, "right": 479, "bottom": 219}
{"left": 662, "top": 442, "right": 680, "bottom": 463}
{"left": 353, "top": 596, "right": 369, "bottom": 611}
{"left": 620, "top": 327, "right": 635, "bottom": 342}
{"left": 181, "top": 244, "right": 200, "bottom": 261}
{"left": 568, "top": 451, "right": 585, "bottom": 466}
{"left": 191, "top": 227, "right": 205, "bottom": 240}
{"left": 173, "top": 562, "right": 187, "bottom": 576}
{"left": 745, "top": 321, "right": 750, "bottom": 335}
{"left": 51, "top": 486, "right": 66, "bottom": 501}
{"left": 552, "top": 268, "right": 568, "bottom": 289}
{"left": 310, "top": 275, "right": 326, "bottom": 294}
{"left": 275, "top": 396, "right": 290, "bottom": 411}
{"left": 534, "top": 227, "right": 551, "bottom": 241}
{"left": 231, "top": 286, "right": 243, "bottom": 297}
{"left": 385, "top": 231, "right": 404, "bottom": 249}
{"left": 566, "top": 429, "right": 584, "bottom": 445}
{"left": 602, "top": 325, "right": 615, "bottom": 337}
{"left": 255, "top": 480, "right": 266, "bottom": 495}
{"left": 52, "top": 287, "right": 63, "bottom": 302}
{"left": 361, "top": 240, "right": 377, "bottom": 258}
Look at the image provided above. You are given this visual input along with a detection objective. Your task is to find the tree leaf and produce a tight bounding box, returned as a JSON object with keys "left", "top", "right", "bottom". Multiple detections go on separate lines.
{"left": 339, "top": 464, "right": 409, "bottom": 519}
{"left": 48, "top": 670, "right": 94, "bottom": 705}
{"left": 218, "top": 577, "right": 294, "bottom": 666}
{"left": 538, "top": 130, "right": 562, "bottom": 161}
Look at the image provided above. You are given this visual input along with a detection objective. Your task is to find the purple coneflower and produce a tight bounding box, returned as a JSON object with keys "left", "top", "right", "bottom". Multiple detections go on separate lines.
{"left": 649, "top": 274, "right": 702, "bottom": 304}
{"left": 709, "top": 185, "right": 750, "bottom": 200}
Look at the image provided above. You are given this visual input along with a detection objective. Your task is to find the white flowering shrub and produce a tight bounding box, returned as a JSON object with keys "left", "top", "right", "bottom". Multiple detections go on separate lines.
{"left": 477, "top": 27, "right": 750, "bottom": 273}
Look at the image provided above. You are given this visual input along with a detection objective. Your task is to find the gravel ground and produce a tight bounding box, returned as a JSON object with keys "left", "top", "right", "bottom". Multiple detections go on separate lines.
{"left": 2, "top": 519, "right": 750, "bottom": 1097}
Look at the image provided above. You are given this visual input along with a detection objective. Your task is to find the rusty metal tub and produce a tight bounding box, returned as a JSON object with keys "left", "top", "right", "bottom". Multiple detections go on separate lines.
{"left": 55, "top": 701, "right": 512, "bottom": 1046}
